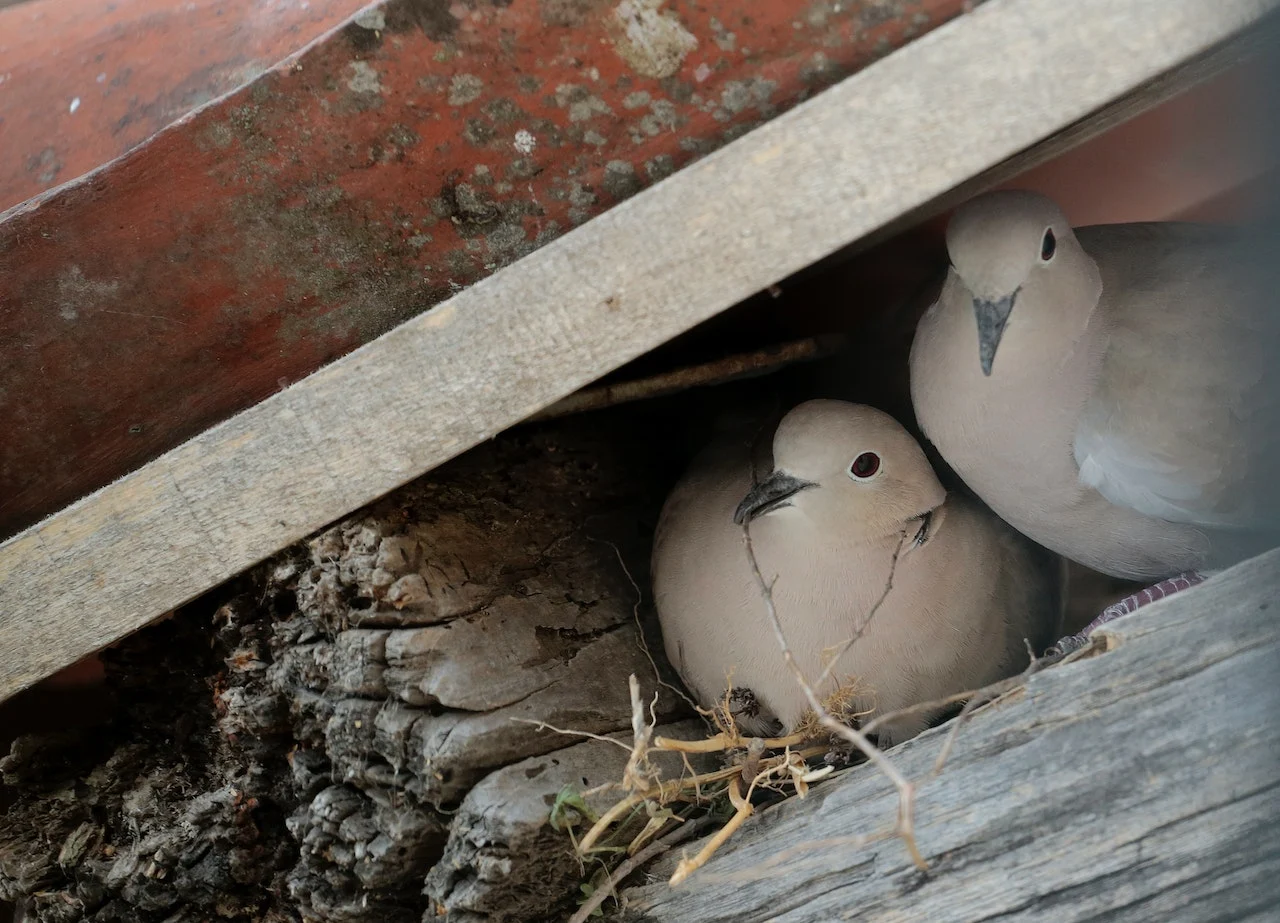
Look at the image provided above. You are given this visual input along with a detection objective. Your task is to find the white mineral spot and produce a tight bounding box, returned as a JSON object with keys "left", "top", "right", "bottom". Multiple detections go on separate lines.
{"left": 69, "top": 97, "right": 80, "bottom": 114}
{"left": 346, "top": 61, "right": 383, "bottom": 95}
{"left": 513, "top": 129, "right": 536, "bottom": 154}
{"left": 609, "top": 0, "right": 698, "bottom": 80}
{"left": 353, "top": 8, "right": 386, "bottom": 29}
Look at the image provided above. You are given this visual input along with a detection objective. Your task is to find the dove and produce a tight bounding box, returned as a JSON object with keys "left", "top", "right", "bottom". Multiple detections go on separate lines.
{"left": 910, "top": 190, "right": 1280, "bottom": 597}
{"left": 651, "top": 399, "right": 1065, "bottom": 746}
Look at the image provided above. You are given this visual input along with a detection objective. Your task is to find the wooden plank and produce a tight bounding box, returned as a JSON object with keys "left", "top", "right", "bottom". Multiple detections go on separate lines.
{"left": 621, "top": 548, "right": 1280, "bottom": 922}
{"left": 851, "top": 23, "right": 1279, "bottom": 256}
{"left": 0, "top": 0, "right": 1274, "bottom": 702}
{"left": 0, "top": 0, "right": 967, "bottom": 542}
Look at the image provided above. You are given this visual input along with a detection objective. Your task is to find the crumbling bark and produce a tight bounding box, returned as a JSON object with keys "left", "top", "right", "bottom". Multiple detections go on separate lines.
{"left": 0, "top": 415, "right": 698, "bottom": 923}
{"left": 424, "top": 719, "right": 711, "bottom": 922}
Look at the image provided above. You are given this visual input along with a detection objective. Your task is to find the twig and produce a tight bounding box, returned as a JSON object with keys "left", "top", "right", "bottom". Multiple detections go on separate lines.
{"left": 652, "top": 730, "right": 809, "bottom": 753}
{"left": 629, "top": 811, "right": 681, "bottom": 857}
{"left": 811, "top": 531, "right": 909, "bottom": 692}
{"left": 669, "top": 777, "right": 755, "bottom": 885}
{"left": 578, "top": 796, "right": 649, "bottom": 855}
{"left": 529, "top": 336, "right": 846, "bottom": 423}
{"left": 860, "top": 688, "right": 978, "bottom": 737}
{"left": 567, "top": 816, "right": 716, "bottom": 923}
{"left": 932, "top": 635, "right": 1103, "bottom": 774}
{"left": 622, "top": 674, "right": 660, "bottom": 796}
{"left": 576, "top": 767, "right": 744, "bottom": 854}
{"left": 593, "top": 536, "right": 700, "bottom": 713}
{"left": 509, "top": 718, "right": 635, "bottom": 753}
{"left": 741, "top": 525, "right": 927, "bottom": 871}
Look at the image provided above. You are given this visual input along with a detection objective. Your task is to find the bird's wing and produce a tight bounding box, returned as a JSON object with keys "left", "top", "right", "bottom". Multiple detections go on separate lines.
{"left": 1072, "top": 223, "right": 1280, "bottom": 531}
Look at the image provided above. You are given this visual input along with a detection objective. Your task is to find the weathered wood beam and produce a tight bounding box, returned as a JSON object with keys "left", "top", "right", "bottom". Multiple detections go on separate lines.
{"left": 621, "top": 548, "right": 1280, "bottom": 922}
{"left": 851, "top": 18, "right": 1280, "bottom": 256}
{"left": 0, "top": 0, "right": 967, "bottom": 542}
{"left": 1, "top": 0, "right": 1274, "bottom": 702}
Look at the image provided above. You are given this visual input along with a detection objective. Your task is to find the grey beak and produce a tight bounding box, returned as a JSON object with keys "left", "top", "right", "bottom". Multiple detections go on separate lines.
{"left": 733, "top": 470, "right": 818, "bottom": 525}
{"left": 973, "top": 292, "right": 1017, "bottom": 376}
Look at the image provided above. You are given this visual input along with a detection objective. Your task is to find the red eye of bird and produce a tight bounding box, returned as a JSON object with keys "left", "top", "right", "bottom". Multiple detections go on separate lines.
{"left": 850, "top": 452, "right": 881, "bottom": 479}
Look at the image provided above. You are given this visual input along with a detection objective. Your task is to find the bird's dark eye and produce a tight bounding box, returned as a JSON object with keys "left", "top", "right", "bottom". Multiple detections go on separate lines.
{"left": 849, "top": 452, "right": 881, "bottom": 479}
{"left": 1040, "top": 228, "right": 1056, "bottom": 261}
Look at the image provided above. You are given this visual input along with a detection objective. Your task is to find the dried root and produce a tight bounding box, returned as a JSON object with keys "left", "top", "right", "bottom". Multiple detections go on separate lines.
{"left": 537, "top": 670, "right": 874, "bottom": 920}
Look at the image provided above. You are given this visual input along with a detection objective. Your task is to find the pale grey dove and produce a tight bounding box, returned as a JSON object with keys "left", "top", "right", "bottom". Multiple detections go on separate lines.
{"left": 911, "top": 190, "right": 1280, "bottom": 608}
{"left": 651, "top": 399, "right": 1064, "bottom": 746}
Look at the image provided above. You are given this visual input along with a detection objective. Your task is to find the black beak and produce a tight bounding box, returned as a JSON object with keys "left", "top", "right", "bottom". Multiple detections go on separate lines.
{"left": 733, "top": 470, "right": 817, "bottom": 525}
{"left": 973, "top": 291, "right": 1017, "bottom": 376}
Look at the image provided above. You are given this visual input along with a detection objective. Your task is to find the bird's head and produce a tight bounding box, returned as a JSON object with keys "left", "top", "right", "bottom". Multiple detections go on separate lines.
{"left": 733, "top": 400, "right": 946, "bottom": 544}
{"left": 944, "top": 190, "right": 1100, "bottom": 376}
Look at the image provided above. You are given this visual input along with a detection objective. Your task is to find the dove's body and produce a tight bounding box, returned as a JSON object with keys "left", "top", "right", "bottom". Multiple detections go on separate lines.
{"left": 912, "top": 192, "right": 1280, "bottom": 580}
{"left": 652, "top": 402, "right": 1064, "bottom": 745}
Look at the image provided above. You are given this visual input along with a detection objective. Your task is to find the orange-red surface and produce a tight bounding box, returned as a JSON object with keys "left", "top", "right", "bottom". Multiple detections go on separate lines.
{"left": 0, "top": 0, "right": 967, "bottom": 541}
{"left": 0, "top": 0, "right": 367, "bottom": 210}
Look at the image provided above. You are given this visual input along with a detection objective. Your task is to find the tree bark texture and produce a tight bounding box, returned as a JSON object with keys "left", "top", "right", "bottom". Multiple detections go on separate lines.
{"left": 0, "top": 411, "right": 701, "bottom": 923}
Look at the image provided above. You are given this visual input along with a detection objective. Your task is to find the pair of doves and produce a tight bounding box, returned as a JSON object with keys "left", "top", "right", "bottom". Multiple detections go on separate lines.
{"left": 653, "top": 190, "right": 1279, "bottom": 742}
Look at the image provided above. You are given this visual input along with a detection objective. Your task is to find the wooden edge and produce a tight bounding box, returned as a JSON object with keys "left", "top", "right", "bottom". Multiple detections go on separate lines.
{"left": 1, "top": 0, "right": 1274, "bottom": 701}
{"left": 619, "top": 549, "right": 1280, "bottom": 920}
{"left": 850, "top": 20, "right": 1280, "bottom": 258}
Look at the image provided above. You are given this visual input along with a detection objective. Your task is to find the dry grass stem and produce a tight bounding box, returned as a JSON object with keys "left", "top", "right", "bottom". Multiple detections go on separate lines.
{"left": 652, "top": 730, "right": 808, "bottom": 753}
{"left": 669, "top": 777, "right": 755, "bottom": 886}
{"left": 566, "top": 816, "right": 717, "bottom": 923}
{"left": 594, "top": 536, "right": 700, "bottom": 712}
{"left": 509, "top": 718, "right": 635, "bottom": 753}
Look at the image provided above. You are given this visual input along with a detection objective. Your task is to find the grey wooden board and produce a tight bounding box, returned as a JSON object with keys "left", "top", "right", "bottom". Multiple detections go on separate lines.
{"left": 621, "top": 548, "right": 1280, "bottom": 922}
{"left": 851, "top": 26, "right": 1278, "bottom": 259}
{"left": 1, "top": 0, "right": 1276, "bottom": 702}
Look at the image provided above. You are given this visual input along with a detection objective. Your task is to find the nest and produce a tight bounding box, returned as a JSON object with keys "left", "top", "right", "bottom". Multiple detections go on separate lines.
{"left": 542, "top": 673, "right": 876, "bottom": 920}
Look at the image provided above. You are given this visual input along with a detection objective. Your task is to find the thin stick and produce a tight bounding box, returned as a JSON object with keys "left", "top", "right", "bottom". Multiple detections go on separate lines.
{"left": 652, "top": 730, "right": 809, "bottom": 753}
{"left": 931, "top": 635, "right": 1103, "bottom": 774}
{"left": 566, "top": 816, "right": 716, "bottom": 923}
{"left": 860, "top": 688, "right": 979, "bottom": 736}
{"left": 576, "top": 767, "right": 744, "bottom": 854}
{"left": 624, "top": 673, "right": 653, "bottom": 792}
{"left": 509, "top": 718, "right": 634, "bottom": 753}
{"left": 594, "top": 536, "right": 700, "bottom": 712}
{"left": 531, "top": 336, "right": 845, "bottom": 423}
{"left": 741, "top": 525, "right": 927, "bottom": 871}
{"left": 811, "top": 530, "right": 909, "bottom": 692}
{"left": 629, "top": 812, "right": 681, "bottom": 857}
{"left": 578, "top": 796, "right": 646, "bottom": 855}
{"left": 669, "top": 777, "right": 755, "bottom": 885}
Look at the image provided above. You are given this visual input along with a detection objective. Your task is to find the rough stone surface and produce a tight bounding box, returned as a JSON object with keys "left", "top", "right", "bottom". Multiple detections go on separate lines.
{"left": 0, "top": 412, "right": 698, "bottom": 922}
{"left": 425, "top": 720, "right": 712, "bottom": 923}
